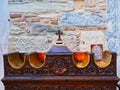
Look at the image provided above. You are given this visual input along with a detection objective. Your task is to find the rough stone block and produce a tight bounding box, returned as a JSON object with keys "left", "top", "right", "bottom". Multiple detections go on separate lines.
{"left": 14, "top": 36, "right": 51, "bottom": 52}
{"left": 28, "top": 24, "right": 63, "bottom": 35}
{"left": 24, "top": 13, "right": 38, "bottom": 18}
{"left": 9, "top": 1, "right": 74, "bottom": 12}
{"left": 10, "top": 13, "right": 22, "bottom": 18}
{"left": 31, "top": 17, "right": 40, "bottom": 22}
{"left": 60, "top": 11, "right": 105, "bottom": 26}
{"left": 10, "top": 25, "right": 25, "bottom": 35}
{"left": 50, "top": 21, "right": 58, "bottom": 25}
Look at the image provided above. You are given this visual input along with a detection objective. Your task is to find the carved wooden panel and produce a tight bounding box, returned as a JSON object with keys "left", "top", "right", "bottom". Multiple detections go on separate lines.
{"left": 4, "top": 53, "right": 116, "bottom": 76}
{"left": 2, "top": 52, "right": 119, "bottom": 90}
{"left": 5, "top": 86, "right": 115, "bottom": 90}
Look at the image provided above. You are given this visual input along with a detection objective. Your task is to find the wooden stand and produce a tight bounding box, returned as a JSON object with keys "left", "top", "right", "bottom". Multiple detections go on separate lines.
{"left": 1, "top": 50, "right": 119, "bottom": 90}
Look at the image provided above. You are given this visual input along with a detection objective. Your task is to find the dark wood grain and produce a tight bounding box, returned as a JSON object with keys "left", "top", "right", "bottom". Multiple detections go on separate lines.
{"left": 1, "top": 51, "right": 119, "bottom": 90}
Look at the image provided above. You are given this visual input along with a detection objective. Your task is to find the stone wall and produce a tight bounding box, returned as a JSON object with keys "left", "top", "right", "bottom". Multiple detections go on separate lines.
{"left": 8, "top": 0, "right": 106, "bottom": 53}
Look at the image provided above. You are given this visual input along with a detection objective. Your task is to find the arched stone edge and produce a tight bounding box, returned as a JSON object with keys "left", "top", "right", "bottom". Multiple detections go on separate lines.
{"left": 106, "top": 0, "right": 120, "bottom": 55}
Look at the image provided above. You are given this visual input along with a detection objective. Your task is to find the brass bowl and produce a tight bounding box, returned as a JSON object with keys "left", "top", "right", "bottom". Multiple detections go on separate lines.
{"left": 8, "top": 52, "right": 25, "bottom": 69}
{"left": 72, "top": 52, "right": 90, "bottom": 68}
{"left": 95, "top": 51, "right": 112, "bottom": 68}
{"left": 29, "top": 52, "right": 46, "bottom": 69}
